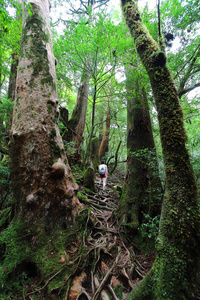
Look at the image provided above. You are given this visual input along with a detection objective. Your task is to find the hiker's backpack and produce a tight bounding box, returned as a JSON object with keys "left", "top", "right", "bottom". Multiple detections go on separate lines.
{"left": 99, "top": 165, "right": 106, "bottom": 176}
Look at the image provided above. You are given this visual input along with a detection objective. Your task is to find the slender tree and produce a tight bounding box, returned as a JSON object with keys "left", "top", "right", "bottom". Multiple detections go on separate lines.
{"left": 8, "top": 53, "right": 19, "bottom": 102}
{"left": 99, "top": 105, "right": 111, "bottom": 160}
{"left": 121, "top": 0, "right": 200, "bottom": 299}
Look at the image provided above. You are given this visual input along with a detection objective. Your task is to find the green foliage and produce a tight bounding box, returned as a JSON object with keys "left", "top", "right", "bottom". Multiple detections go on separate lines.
{"left": 0, "top": 207, "right": 12, "bottom": 228}
{"left": 0, "top": 97, "right": 13, "bottom": 121}
{"left": 162, "top": 0, "right": 200, "bottom": 30}
{"left": 140, "top": 214, "right": 160, "bottom": 240}
{"left": 184, "top": 112, "right": 200, "bottom": 187}
{"left": 53, "top": 14, "right": 128, "bottom": 164}
{"left": 0, "top": 1, "right": 22, "bottom": 94}
{"left": 63, "top": 140, "right": 77, "bottom": 156}
{"left": 0, "top": 158, "right": 12, "bottom": 209}
{"left": 77, "top": 191, "right": 89, "bottom": 202}
{"left": 113, "top": 284, "right": 124, "bottom": 298}
{"left": 0, "top": 164, "right": 9, "bottom": 180}
{"left": 0, "top": 97, "right": 14, "bottom": 155}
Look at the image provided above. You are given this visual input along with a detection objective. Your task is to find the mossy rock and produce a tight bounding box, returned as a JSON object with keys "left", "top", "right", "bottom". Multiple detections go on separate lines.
{"left": 113, "top": 185, "right": 122, "bottom": 197}
{"left": 83, "top": 166, "right": 96, "bottom": 192}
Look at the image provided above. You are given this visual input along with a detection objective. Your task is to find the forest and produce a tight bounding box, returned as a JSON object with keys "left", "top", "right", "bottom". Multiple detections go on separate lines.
{"left": 0, "top": 0, "right": 200, "bottom": 299}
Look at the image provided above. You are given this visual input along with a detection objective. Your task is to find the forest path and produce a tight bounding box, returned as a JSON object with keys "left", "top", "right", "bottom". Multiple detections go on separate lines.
{"left": 69, "top": 173, "right": 154, "bottom": 300}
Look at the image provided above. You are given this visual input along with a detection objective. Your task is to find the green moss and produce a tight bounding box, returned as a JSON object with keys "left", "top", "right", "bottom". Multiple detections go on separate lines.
{"left": 149, "top": 51, "right": 166, "bottom": 67}
{"left": 128, "top": 269, "right": 154, "bottom": 300}
{"left": 41, "top": 75, "right": 56, "bottom": 89}
{"left": 121, "top": 221, "right": 139, "bottom": 229}
{"left": 0, "top": 220, "right": 78, "bottom": 298}
{"left": 77, "top": 191, "right": 88, "bottom": 201}
{"left": 16, "top": 97, "right": 21, "bottom": 106}
{"left": 83, "top": 167, "right": 95, "bottom": 192}
{"left": 0, "top": 207, "right": 12, "bottom": 228}
{"left": 85, "top": 187, "right": 93, "bottom": 194}
{"left": 33, "top": 229, "right": 73, "bottom": 277}
{"left": 75, "top": 209, "right": 93, "bottom": 244}
{"left": 47, "top": 104, "right": 52, "bottom": 114}
{"left": 113, "top": 284, "right": 124, "bottom": 298}
{"left": 18, "top": 66, "right": 25, "bottom": 73}
{"left": 0, "top": 222, "right": 34, "bottom": 289}
{"left": 20, "top": 5, "right": 56, "bottom": 90}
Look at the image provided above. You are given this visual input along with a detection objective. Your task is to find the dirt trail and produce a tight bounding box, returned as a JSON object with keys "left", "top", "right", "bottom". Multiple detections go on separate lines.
{"left": 65, "top": 172, "right": 200, "bottom": 300}
{"left": 69, "top": 174, "right": 154, "bottom": 300}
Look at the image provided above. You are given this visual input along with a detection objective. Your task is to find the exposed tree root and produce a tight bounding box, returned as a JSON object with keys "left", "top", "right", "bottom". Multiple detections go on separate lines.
{"left": 24, "top": 175, "right": 154, "bottom": 299}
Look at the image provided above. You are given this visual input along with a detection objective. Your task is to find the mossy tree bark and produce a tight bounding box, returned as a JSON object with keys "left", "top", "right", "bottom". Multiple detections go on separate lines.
{"left": 84, "top": 135, "right": 100, "bottom": 171}
{"left": 9, "top": 0, "right": 80, "bottom": 232}
{"left": 62, "top": 68, "right": 90, "bottom": 164}
{"left": 83, "top": 166, "right": 96, "bottom": 192}
{"left": 121, "top": 1, "right": 200, "bottom": 299}
{"left": 119, "top": 67, "right": 162, "bottom": 231}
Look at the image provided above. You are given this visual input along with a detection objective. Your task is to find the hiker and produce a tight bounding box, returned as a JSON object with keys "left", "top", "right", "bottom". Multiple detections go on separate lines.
{"left": 98, "top": 160, "right": 108, "bottom": 193}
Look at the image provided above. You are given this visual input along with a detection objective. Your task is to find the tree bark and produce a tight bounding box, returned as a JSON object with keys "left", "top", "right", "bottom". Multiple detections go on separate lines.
{"left": 63, "top": 67, "right": 90, "bottom": 163}
{"left": 119, "top": 70, "right": 162, "bottom": 231}
{"left": 110, "top": 140, "right": 122, "bottom": 175}
{"left": 8, "top": 53, "right": 19, "bottom": 101}
{"left": 99, "top": 107, "right": 111, "bottom": 160}
{"left": 91, "top": 135, "right": 100, "bottom": 170}
{"left": 121, "top": 1, "right": 200, "bottom": 299}
{"left": 83, "top": 83, "right": 99, "bottom": 169}
{"left": 9, "top": 0, "right": 80, "bottom": 232}
{"left": 83, "top": 166, "right": 96, "bottom": 192}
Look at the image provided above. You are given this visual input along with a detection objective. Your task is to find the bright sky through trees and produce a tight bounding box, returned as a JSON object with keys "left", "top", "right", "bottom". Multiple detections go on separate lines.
{"left": 109, "top": 0, "right": 156, "bottom": 10}
{"left": 50, "top": 0, "right": 157, "bottom": 29}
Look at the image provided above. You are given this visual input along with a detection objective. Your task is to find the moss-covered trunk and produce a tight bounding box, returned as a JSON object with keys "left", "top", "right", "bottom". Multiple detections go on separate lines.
{"left": 64, "top": 68, "right": 90, "bottom": 163}
{"left": 3, "top": 1, "right": 83, "bottom": 296}
{"left": 9, "top": 0, "right": 81, "bottom": 230}
{"left": 121, "top": 1, "right": 200, "bottom": 299}
{"left": 119, "top": 69, "right": 162, "bottom": 231}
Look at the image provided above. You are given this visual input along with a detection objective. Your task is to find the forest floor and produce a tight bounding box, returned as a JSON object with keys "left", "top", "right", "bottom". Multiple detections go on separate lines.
{"left": 68, "top": 171, "right": 200, "bottom": 300}
{"left": 66, "top": 172, "right": 156, "bottom": 300}
{"left": 3, "top": 170, "right": 200, "bottom": 299}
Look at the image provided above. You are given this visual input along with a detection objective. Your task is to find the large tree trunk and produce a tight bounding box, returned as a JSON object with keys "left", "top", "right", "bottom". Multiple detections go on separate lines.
{"left": 121, "top": 1, "right": 200, "bottom": 299}
{"left": 119, "top": 70, "right": 162, "bottom": 231}
{"left": 63, "top": 67, "right": 90, "bottom": 163}
{"left": 9, "top": 0, "right": 80, "bottom": 231}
